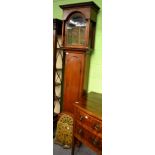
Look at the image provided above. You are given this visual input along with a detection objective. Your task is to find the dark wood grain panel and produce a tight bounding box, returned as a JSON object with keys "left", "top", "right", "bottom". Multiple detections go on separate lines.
{"left": 74, "top": 121, "right": 102, "bottom": 154}
{"left": 63, "top": 52, "right": 85, "bottom": 113}
{"left": 72, "top": 92, "right": 102, "bottom": 155}
{"left": 74, "top": 107, "right": 102, "bottom": 136}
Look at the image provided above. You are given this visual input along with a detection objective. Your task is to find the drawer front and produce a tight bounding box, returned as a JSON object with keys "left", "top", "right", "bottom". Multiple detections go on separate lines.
{"left": 74, "top": 107, "right": 102, "bottom": 134}
{"left": 75, "top": 122, "right": 102, "bottom": 151}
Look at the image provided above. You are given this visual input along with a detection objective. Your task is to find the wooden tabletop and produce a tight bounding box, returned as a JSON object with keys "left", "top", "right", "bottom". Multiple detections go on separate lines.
{"left": 74, "top": 92, "right": 102, "bottom": 120}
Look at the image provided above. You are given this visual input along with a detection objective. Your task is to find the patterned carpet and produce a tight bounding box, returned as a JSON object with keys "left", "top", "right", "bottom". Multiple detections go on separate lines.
{"left": 53, "top": 143, "right": 96, "bottom": 155}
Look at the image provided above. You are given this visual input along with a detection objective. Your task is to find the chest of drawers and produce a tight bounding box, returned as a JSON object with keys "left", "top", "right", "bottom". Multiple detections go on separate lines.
{"left": 72, "top": 92, "right": 102, "bottom": 155}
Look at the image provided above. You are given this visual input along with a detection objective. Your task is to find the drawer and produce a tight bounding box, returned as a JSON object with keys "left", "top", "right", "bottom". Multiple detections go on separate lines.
{"left": 74, "top": 107, "right": 102, "bottom": 133}
{"left": 75, "top": 122, "right": 102, "bottom": 151}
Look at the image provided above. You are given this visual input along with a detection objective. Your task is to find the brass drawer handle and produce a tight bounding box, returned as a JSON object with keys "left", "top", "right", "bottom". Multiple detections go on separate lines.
{"left": 90, "top": 138, "right": 99, "bottom": 146}
{"left": 94, "top": 124, "right": 101, "bottom": 132}
{"left": 79, "top": 115, "right": 88, "bottom": 121}
{"left": 80, "top": 115, "right": 84, "bottom": 121}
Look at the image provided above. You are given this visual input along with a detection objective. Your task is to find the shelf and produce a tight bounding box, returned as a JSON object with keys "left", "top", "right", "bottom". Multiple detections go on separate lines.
{"left": 57, "top": 47, "right": 63, "bottom": 50}
{"left": 54, "top": 19, "right": 63, "bottom": 115}
{"left": 56, "top": 68, "right": 62, "bottom": 71}
{"left": 54, "top": 96, "right": 61, "bottom": 100}
{"left": 55, "top": 82, "right": 61, "bottom": 86}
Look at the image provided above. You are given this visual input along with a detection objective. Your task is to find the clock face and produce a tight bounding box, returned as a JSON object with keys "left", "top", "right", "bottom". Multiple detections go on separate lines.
{"left": 66, "top": 13, "right": 86, "bottom": 46}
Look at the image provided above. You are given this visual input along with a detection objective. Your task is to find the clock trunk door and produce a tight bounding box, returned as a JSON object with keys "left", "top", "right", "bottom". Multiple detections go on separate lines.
{"left": 63, "top": 52, "right": 84, "bottom": 113}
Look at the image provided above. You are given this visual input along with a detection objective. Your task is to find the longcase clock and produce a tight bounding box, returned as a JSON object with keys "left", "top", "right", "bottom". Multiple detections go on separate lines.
{"left": 60, "top": 2, "right": 100, "bottom": 114}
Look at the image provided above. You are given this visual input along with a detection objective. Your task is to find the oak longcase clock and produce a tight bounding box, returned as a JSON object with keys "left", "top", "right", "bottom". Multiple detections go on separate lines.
{"left": 60, "top": 2, "right": 100, "bottom": 113}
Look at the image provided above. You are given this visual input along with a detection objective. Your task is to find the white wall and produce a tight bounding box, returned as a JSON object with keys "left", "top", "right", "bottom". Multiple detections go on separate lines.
{"left": 103, "top": 0, "right": 155, "bottom": 155}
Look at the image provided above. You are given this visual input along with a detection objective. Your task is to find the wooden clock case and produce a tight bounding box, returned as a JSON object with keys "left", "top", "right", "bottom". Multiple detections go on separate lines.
{"left": 60, "top": 2, "right": 100, "bottom": 114}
